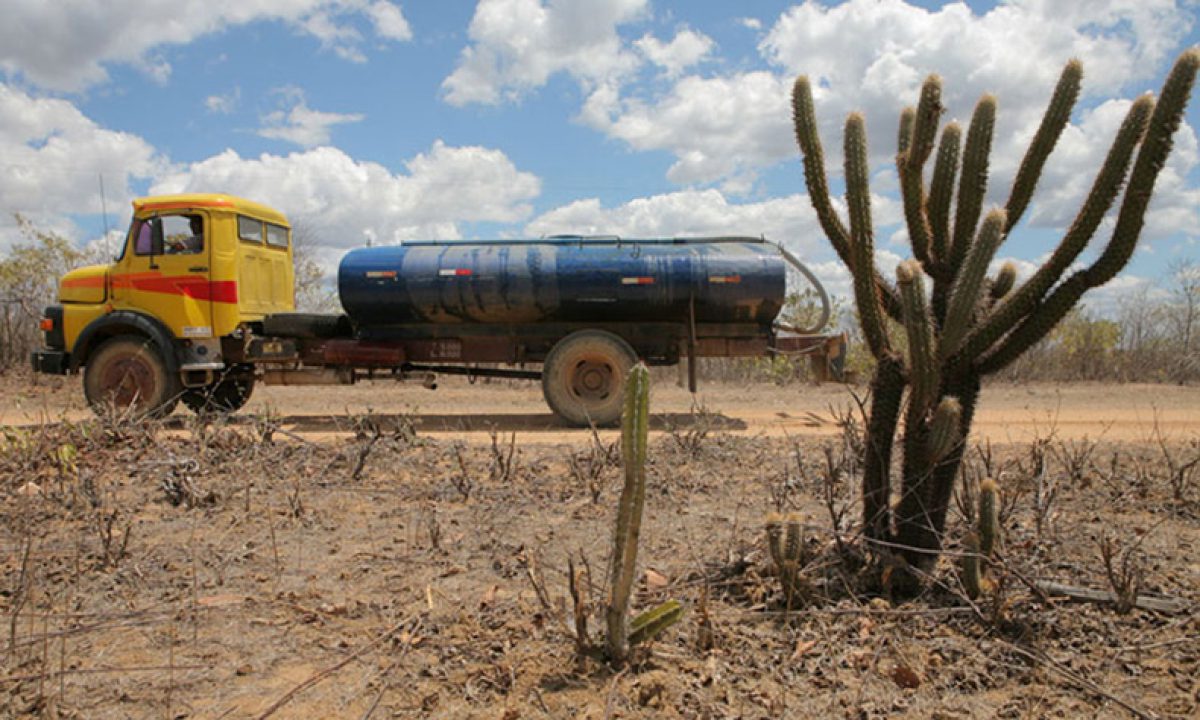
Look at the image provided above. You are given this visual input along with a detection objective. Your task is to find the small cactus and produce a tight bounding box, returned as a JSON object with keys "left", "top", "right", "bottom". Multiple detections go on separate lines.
{"left": 960, "top": 477, "right": 1001, "bottom": 599}
{"left": 978, "top": 477, "right": 1000, "bottom": 556}
{"left": 765, "top": 512, "right": 811, "bottom": 607}
{"left": 961, "top": 531, "right": 984, "bottom": 599}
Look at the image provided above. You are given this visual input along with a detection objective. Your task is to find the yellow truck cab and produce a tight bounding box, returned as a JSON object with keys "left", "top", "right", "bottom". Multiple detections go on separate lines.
{"left": 33, "top": 194, "right": 295, "bottom": 414}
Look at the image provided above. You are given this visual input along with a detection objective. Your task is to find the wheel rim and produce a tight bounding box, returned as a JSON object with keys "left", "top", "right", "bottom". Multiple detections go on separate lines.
{"left": 569, "top": 358, "right": 616, "bottom": 401}
{"left": 98, "top": 353, "right": 157, "bottom": 407}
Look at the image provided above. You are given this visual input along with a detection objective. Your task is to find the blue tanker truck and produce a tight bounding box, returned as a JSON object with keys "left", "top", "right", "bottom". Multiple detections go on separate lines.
{"left": 33, "top": 195, "right": 844, "bottom": 426}
{"left": 274, "top": 236, "right": 843, "bottom": 425}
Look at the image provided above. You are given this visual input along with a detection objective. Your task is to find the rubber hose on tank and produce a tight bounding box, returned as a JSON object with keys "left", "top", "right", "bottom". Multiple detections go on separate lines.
{"left": 770, "top": 242, "right": 832, "bottom": 335}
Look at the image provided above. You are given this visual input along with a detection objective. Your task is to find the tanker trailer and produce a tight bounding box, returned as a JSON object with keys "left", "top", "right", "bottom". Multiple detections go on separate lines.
{"left": 33, "top": 193, "right": 841, "bottom": 424}
{"left": 255, "top": 235, "right": 841, "bottom": 426}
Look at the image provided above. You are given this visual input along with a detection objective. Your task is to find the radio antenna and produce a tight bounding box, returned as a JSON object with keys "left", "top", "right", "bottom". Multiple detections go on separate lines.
{"left": 98, "top": 173, "right": 111, "bottom": 256}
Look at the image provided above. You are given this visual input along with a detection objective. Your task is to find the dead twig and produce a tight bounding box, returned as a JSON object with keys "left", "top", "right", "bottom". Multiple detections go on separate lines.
{"left": 996, "top": 638, "right": 1159, "bottom": 720}
{"left": 255, "top": 617, "right": 413, "bottom": 720}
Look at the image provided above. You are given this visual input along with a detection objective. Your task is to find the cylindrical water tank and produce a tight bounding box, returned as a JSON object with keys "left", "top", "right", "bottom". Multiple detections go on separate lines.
{"left": 337, "top": 237, "right": 785, "bottom": 327}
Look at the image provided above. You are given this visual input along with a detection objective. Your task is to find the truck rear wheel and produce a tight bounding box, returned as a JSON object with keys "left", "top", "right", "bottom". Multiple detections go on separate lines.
{"left": 542, "top": 330, "right": 637, "bottom": 427}
{"left": 182, "top": 367, "right": 255, "bottom": 414}
{"left": 83, "top": 335, "right": 180, "bottom": 418}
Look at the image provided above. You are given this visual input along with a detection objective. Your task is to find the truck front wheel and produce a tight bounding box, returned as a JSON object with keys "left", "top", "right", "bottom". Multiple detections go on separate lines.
{"left": 182, "top": 367, "right": 255, "bottom": 414}
{"left": 83, "top": 335, "right": 180, "bottom": 418}
{"left": 542, "top": 330, "right": 637, "bottom": 427}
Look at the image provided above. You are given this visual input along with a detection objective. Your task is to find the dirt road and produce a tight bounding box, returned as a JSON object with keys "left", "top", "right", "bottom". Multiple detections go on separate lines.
{"left": 5, "top": 372, "right": 1198, "bottom": 443}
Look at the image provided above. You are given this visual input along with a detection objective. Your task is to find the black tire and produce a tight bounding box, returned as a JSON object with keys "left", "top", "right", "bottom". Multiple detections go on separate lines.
{"left": 261, "top": 313, "right": 352, "bottom": 339}
{"left": 182, "top": 366, "right": 255, "bottom": 415}
{"left": 542, "top": 330, "right": 637, "bottom": 427}
{"left": 83, "top": 335, "right": 180, "bottom": 418}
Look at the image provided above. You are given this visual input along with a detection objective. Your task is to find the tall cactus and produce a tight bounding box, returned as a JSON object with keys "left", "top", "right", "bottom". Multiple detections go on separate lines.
{"left": 606, "top": 362, "right": 650, "bottom": 664}
{"left": 791, "top": 50, "right": 1200, "bottom": 581}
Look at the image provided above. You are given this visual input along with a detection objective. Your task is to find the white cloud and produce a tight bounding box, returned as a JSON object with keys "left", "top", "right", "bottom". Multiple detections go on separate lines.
{"left": 582, "top": 71, "right": 792, "bottom": 185}
{"left": 367, "top": 0, "right": 413, "bottom": 41}
{"left": 0, "top": 83, "right": 165, "bottom": 250}
{"left": 205, "top": 88, "right": 241, "bottom": 115}
{"left": 0, "top": 81, "right": 539, "bottom": 265}
{"left": 738, "top": 17, "right": 763, "bottom": 32}
{"left": 525, "top": 188, "right": 825, "bottom": 255}
{"left": 150, "top": 140, "right": 542, "bottom": 251}
{"left": 758, "top": 0, "right": 1192, "bottom": 173}
{"left": 581, "top": 0, "right": 1198, "bottom": 249}
{"left": 442, "top": 0, "right": 648, "bottom": 106}
{"left": 258, "top": 89, "right": 365, "bottom": 148}
{"left": 1025, "top": 96, "right": 1200, "bottom": 241}
{"left": 0, "top": 1, "right": 414, "bottom": 91}
{"left": 634, "top": 28, "right": 714, "bottom": 78}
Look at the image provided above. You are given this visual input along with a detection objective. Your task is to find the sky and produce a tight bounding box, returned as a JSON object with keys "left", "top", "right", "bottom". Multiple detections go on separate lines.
{"left": 1, "top": 0, "right": 1198, "bottom": 310}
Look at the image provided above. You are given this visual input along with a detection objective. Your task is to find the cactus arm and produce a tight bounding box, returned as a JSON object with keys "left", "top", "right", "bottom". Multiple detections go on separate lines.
{"left": 989, "top": 262, "right": 1017, "bottom": 300}
{"left": 941, "top": 209, "right": 1007, "bottom": 359}
{"left": 926, "top": 396, "right": 963, "bottom": 465}
{"left": 897, "top": 261, "right": 938, "bottom": 415}
{"left": 895, "top": 373, "right": 980, "bottom": 569}
{"left": 928, "top": 123, "right": 962, "bottom": 273}
{"left": 908, "top": 76, "right": 943, "bottom": 169}
{"left": 846, "top": 112, "right": 892, "bottom": 358}
{"left": 1004, "top": 60, "right": 1084, "bottom": 233}
{"left": 962, "top": 94, "right": 1153, "bottom": 364}
{"left": 606, "top": 363, "right": 651, "bottom": 664}
{"left": 794, "top": 76, "right": 904, "bottom": 321}
{"left": 900, "top": 76, "right": 943, "bottom": 267}
{"left": 948, "top": 96, "right": 997, "bottom": 277}
{"left": 628, "top": 600, "right": 684, "bottom": 646}
{"left": 862, "top": 353, "right": 905, "bottom": 541}
{"left": 793, "top": 76, "right": 853, "bottom": 262}
{"left": 898, "top": 106, "right": 915, "bottom": 156}
{"left": 981, "top": 50, "right": 1199, "bottom": 374}
{"left": 1083, "top": 51, "right": 1199, "bottom": 285}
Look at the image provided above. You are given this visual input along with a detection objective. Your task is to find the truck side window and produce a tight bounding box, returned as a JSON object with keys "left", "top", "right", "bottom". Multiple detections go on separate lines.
{"left": 133, "top": 220, "right": 153, "bottom": 255}
{"left": 238, "top": 216, "right": 264, "bottom": 243}
{"left": 266, "top": 223, "right": 289, "bottom": 248}
{"left": 162, "top": 215, "right": 203, "bottom": 254}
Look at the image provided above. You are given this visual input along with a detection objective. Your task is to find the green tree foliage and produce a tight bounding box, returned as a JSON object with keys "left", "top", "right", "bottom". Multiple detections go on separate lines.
{"left": 0, "top": 217, "right": 93, "bottom": 368}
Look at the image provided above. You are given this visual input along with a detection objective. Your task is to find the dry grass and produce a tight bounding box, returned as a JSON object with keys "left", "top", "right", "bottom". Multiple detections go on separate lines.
{"left": 0, "top": 396, "right": 1197, "bottom": 719}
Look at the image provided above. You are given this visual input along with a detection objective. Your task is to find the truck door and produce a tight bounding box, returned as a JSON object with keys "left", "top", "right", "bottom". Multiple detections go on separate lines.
{"left": 112, "top": 213, "right": 215, "bottom": 338}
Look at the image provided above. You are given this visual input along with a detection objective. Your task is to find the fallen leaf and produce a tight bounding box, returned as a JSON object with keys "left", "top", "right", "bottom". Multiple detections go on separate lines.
{"left": 644, "top": 568, "right": 669, "bottom": 589}
{"left": 890, "top": 664, "right": 921, "bottom": 689}
{"left": 791, "top": 638, "right": 818, "bottom": 660}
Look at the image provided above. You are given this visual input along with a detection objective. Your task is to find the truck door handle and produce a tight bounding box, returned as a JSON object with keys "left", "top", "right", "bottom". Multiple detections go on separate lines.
{"left": 188, "top": 266, "right": 208, "bottom": 273}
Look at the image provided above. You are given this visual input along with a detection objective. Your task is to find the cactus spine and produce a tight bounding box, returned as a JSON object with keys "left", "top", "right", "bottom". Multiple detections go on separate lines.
{"left": 606, "top": 362, "right": 650, "bottom": 664}
{"left": 791, "top": 50, "right": 1200, "bottom": 581}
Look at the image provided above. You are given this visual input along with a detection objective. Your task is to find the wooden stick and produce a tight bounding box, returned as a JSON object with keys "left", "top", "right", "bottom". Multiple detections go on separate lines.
{"left": 1035, "top": 581, "right": 1190, "bottom": 614}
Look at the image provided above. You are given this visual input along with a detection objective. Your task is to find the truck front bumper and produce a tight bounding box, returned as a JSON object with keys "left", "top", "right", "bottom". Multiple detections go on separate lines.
{"left": 31, "top": 350, "right": 69, "bottom": 375}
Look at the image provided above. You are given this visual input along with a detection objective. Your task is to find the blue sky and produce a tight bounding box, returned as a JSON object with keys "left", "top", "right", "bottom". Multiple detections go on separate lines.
{"left": 1, "top": 0, "right": 1198, "bottom": 308}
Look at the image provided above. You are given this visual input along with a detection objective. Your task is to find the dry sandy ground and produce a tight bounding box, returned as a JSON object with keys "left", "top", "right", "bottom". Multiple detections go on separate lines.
{"left": 6, "top": 371, "right": 1200, "bottom": 444}
{"left": 1, "top": 371, "right": 1198, "bottom": 718}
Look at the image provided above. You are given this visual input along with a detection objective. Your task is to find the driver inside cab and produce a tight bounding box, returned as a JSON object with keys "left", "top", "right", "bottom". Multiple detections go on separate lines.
{"left": 166, "top": 215, "right": 204, "bottom": 254}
